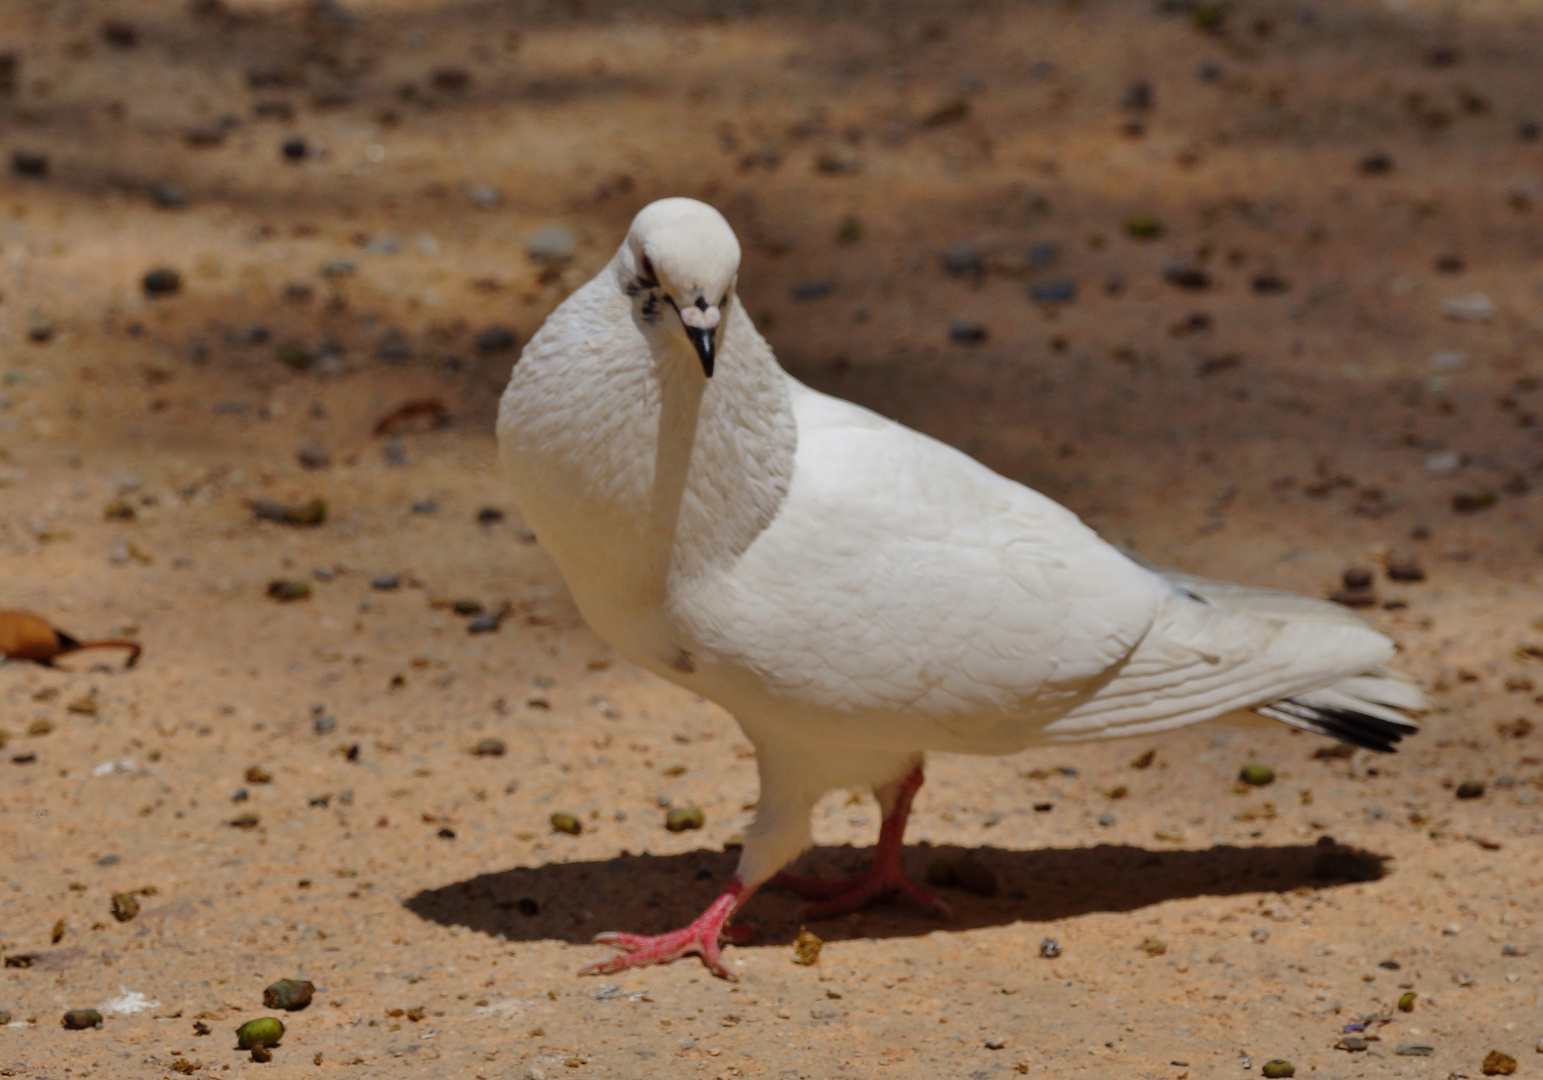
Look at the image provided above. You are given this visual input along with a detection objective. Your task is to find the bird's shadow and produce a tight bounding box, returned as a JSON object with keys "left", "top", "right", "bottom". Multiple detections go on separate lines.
{"left": 403, "top": 840, "right": 1384, "bottom": 946}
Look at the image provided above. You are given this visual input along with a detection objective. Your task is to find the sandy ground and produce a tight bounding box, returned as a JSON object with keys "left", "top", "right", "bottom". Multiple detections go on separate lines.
{"left": 1, "top": 0, "right": 1541, "bottom": 1077}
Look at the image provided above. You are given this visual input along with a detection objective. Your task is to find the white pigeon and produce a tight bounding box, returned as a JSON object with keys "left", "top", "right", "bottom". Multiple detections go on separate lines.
{"left": 497, "top": 197, "right": 1423, "bottom": 977}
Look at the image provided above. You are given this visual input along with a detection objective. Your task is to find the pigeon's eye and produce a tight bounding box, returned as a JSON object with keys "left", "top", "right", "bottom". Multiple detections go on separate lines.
{"left": 638, "top": 254, "right": 658, "bottom": 288}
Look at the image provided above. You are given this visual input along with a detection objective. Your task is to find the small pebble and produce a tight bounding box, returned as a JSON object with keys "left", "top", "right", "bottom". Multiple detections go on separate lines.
{"left": 1452, "top": 490, "right": 1497, "bottom": 513}
{"left": 262, "top": 979, "right": 314, "bottom": 1011}
{"left": 1443, "top": 293, "right": 1496, "bottom": 322}
{"left": 949, "top": 321, "right": 988, "bottom": 344}
{"left": 110, "top": 892, "right": 140, "bottom": 922}
{"left": 467, "top": 604, "right": 512, "bottom": 634}
{"left": 791, "top": 280, "right": 835, "bottom": 301}
{"left": 1239, "top": 763, "right": 1275, "bottom": 786}
{"left": 665, "top": 806, "right": 705, "bottom": 832}
{"left": 1163, "top": 263, "right": 1210, "bottom": 290}
{"left": 235, "top": 1016, "right": 285, "bottom": 1049}
{"left": 12, "top": 150, "right": 48, "bottom": 177}
{"left": 313, "top": 715, "right": 336, "bottom": 735}
{"left": 1396, "top": 1043, "right": 1435, "bottom": 1057}
{"left": 281, "top": 137, "right": 308, "bottom": 161}
{"left": 985, "top": 1037, "right": 1006, "bottom": 1050}
{"left": 1138, "top": 937, "right": 1167, "bottom": 956}
{"left": 1030, "top": 278, "right": 1078, "bottom": 303}
{"left": 527, "top": 225, "right": 576, "bottom": 264}
{"left": 371, "top": 573, "right": 401, "bottom": 591}
{"left": 476, "top": 325, "right": 517, "bottom": 354}
{"left": 1501, "top": 943, "right": 1519, "bottom": 956}
{"left": 61, "top": 1009, "right": 103, "bottom": 1030}
{"left": 1261, "top": 1061, "right": 1295, "bottom": 1078}
{"left": 431, "top": 66, "right": 472, "bottom": 92}
{"left": 0, "top": 1009, "right": 9, "bottom": 1024}
{"left": 296, "top": 441, "right": 331, "bottom": 469}
{"left": 1429, "top": 349, "right": 1470, "bottom": 372}
{"left": 411, "top": 500, "right": 438, "bottom": 515}
{"left": 1386, "top": 556, "right": 1425, "bottom": 582}
{"left": 1098, "top": 812, "right": 1116, "bottom": 826}
{"left": 469, "top": 183, "right": 502, "bottom": 208}
{"left": 1252, "top": 273, "right": 1290, "bottom": 293}
{"left": 1456, "top": 780, "right": 1485, "bottom": 799}
{"left": 471, "top": 737, "right": 506, "bottom": 758}
{"left": 1342, "top": 567, "right": 1373, "bottom": 589}
{"left": 477, "top": 507, "right": 506, "bottom": 524}
{"left": 1336, "top": 1036, "right": 1368, "bottom": 1052}
{"left": 384, "top": 437, "right": 408, "bottom": 466}
{"left": 1359, "top": 152, "right": 1394, "bottom": 175}
{"left": 1424, "top": 451, "right": 1462, "bottom": 476}
{"left": 939, "top": 245, "right": 985, "bottom": 277}
{"left": 149, "top": 182, "right": 188, "bottom": 209}
{"left": 550, "top": 812, "right": 582, "bottom": 835}
{"left": 1027, "top": 242, "right": 1058, "bottom": 268}
{"left": 1039, "top": 937, "right": 1062, "bottom": 958}
{"left": 142, "top": 268, "right": 182, "bottom": 297}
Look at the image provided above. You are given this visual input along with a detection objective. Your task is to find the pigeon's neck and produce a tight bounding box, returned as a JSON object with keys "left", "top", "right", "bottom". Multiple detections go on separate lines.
{"left": 498, "top": 272, "right": 796, "bottom": 645}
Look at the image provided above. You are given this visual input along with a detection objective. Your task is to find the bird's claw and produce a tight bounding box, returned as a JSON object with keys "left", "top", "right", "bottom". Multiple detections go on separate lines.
{"left": 582, "top": 924, "right": 733, "bottom": 979}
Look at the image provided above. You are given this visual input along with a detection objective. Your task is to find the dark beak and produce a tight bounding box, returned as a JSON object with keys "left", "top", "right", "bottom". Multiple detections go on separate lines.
{"left": 684, "top": 325, "right": 715, "bottom": 378}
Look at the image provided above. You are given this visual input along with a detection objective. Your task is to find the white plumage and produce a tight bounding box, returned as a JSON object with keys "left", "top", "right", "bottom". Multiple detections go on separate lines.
{"left": 497, "top": 198, "right": 1422, "bottom": 977}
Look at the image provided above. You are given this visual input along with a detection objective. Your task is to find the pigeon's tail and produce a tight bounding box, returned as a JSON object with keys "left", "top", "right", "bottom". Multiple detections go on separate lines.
{"left": 1256, "top": 670, "right": 1424, "bottom": 753}
{"left": 1145, "top": 564, "right": 1425, "bottom": 754}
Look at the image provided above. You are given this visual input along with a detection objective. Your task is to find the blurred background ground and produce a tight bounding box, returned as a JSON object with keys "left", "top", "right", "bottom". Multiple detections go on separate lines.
{"left": 0, "top": 0, "right": 1540, "bottom": 1077}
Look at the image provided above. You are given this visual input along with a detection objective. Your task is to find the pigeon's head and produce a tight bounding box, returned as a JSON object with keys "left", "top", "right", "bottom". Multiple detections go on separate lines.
{"left": 622, "top": 198, "right": 741, "bottom": 377}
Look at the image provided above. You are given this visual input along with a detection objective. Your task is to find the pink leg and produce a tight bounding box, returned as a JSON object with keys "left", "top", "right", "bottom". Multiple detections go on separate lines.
{"left": 582, "top": 878, "right": 755, "bottom": 979}
{"left": 770, "top": 766, "right": 951, "bottom": 921}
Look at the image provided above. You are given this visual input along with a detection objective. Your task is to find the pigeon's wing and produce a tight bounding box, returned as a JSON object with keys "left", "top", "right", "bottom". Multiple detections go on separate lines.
{"left": 682, "top": 382, "right": 1409, "bottom": 751}
{"left": 678, "top": 382, "right": 1171, "bottom": 734}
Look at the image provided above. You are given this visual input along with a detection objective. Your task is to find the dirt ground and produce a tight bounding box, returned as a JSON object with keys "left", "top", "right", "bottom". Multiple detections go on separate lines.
{"left": 1, "top": 0, "right": 1541, "bottom": 1077}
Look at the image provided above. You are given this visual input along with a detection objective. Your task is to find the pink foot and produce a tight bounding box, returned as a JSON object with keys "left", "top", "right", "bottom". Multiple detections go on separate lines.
{"left": 581, "top": 879, "right": 748, "bottom": 979}
{"left": 769, "top": 765, "right": 951, "bottom": 921}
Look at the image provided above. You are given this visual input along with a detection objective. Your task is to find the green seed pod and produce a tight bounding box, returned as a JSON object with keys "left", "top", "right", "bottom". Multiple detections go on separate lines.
{"left": 793, "top": 927, "right": 822, "bottom": 966}
{"left": 266, "top": 579, "right": 312, "bottom": 602}
{"left": 282, "top": 499, "right": 327, "bottom": 527}
{"left": 263, "top": 979, "right": 315, "bottom": 1011}
{"left": 61, "top": 1009, "right": 103, "bottom": 1030}
{"left": 665, "top": 806, "right": 705, "bottom": 832}
{"left": 1261, "top": 1060, "right": 1295, "bottom": 1078}
{"left": 1239, "top": 763, "right": 1275, "bottom": 786}
{"left": 235, "top": 1016, "right": 285, "bottom": 1049}
{"left": 550, "top": 812, "right": 582, "bottom": 835}
{"left": 110, "top": 892, "right": 140, "bottom": 922}
{"left": 1125, "top": 215, "right": 1164, "bottom": 240}
{"left": 1397, "top": 991, "right": 1416, "bottom": 1012}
